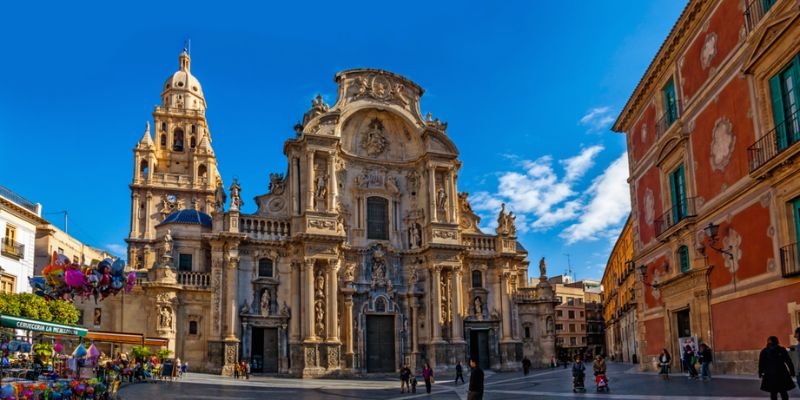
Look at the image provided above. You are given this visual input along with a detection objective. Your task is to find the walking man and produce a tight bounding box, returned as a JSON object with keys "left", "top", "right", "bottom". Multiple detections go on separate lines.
{"left": 455, "top": 361, "right": 465, "bottom": 384}
{"left": 468, "top": 358, "right": 484, "bottom": 400}
{"left": 758, "top": 336, "right": 795, "bottom": 400}
{"left": 400, "top": 364, "right": 411, "bottom": 393}
{"left": 522, "top": 357, "right": 531, "bottom": 375}
{"left": 698, "top": 344, "right": 712, "bottom": 382}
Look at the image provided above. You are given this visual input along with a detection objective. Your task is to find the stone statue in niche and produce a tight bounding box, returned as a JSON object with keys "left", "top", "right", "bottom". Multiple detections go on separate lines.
{"left": 161, "top": 229, "right": 173, "bottom": 261}
{"left": 408, "top": 223, "right": 422, "bottom": 249}
{"left": 386, "top": 176, "right": 400, "bottom": 193}
{"left": 229, "top": 179, "right": 243, "bottom": 210}
{"left": 436, "top": 187, "right": 447, "bottom": 212}
{"left": 159, "top": 306, "right": 172, "bottom": 329}
{"left": 260, "top": 289, "right": 271, "bottom": 316}
{"left": 474, "top": 296, "right": 483, "bottom": 321}
{"left": 360, "top": 118, "right": 388, "bottom": 157}
{"left": 342, "top": 263, "right": 355, "bottom": 282}
{"left": 314, "top": 300, "right": 325, "bottom": 336}
{"left": 315, "top": 270, "right": 325, "bottom": 298}
{"left": 314, "top": 173, "right": 328, "bottom": 209}
{"left": 406, "top": 170, "right": 420, "bottom": 194}
{"left": 370, "top": 247, "right": 387, "bottom": 289}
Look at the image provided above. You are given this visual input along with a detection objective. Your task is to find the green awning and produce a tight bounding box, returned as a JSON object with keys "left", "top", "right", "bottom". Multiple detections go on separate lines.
{"left": 0, "top": 314, "right": 87, "bottom": 337}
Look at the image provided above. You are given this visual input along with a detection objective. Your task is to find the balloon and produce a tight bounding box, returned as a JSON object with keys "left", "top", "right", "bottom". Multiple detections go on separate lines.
{"left": 111, "top": 259, "right": 125, "bottom": 276}
{"left": 72, "top": 343, "right": 87, "bottom": 358}
{"left": 54, "top": 343, "right": 63, "bottom": 353}
{"left": 86, "top": 272, "right": 99, "bottom": 288}
{"left": 88, "top": 344, "right": 100, "bottom": 358}
{"left": 100, "top": 273, "right": 111, "bottom": 287}
{"left": 111, "top": 277, "right": 124, "bottom": 290}
{"left": 98, "top": 259, "right": 112, "bottom": 273}
{"left": 64, "top": 269, "right": 85, "bottom": 288}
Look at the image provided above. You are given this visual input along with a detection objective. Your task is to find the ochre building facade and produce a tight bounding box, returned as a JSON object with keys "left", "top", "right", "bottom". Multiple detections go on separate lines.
{"left": 602, "top": 215, "right": 638, "bottom": 363}
{"left": 613, "top": 0, "right": 800, "bottom": 374}
{"left": 89, "top": 52, "right": 557, "bottom": 377}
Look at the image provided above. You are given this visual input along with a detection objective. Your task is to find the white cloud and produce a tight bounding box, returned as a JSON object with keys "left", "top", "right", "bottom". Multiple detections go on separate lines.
{"left": 579, "top": 107, "right": 615, "bottom": 132}
{"left": 561, "top": 145, "right": 604, "bottom": 182}
{"left": 560, "top": 152, "right": 631, "bottom": 244}
{"left": 104, "top": 243, "right": 127, "bottom": 258}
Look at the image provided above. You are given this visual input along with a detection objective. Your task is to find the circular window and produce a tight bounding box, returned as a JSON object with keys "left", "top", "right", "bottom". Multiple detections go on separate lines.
{"left": 165, "top": 84, "right": 170, "bottom": 89}
{"left": 177, "top": 81, "right": 184, "bottom": 87}
{"left": 192, "top": 86, "right": 198, "bottom": 91}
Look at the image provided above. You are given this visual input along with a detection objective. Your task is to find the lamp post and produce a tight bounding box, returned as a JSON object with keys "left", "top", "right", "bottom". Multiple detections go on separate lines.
{"left": 703, "top": 222, "right": 736, "bottom": 290}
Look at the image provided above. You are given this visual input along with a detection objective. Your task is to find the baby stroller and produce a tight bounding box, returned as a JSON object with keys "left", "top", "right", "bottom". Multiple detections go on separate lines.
{"left": 595, "top": 373, "right": 610, "bottom": 392}
{"left": 572, "top": 371, "right": 586, "bottom": 393}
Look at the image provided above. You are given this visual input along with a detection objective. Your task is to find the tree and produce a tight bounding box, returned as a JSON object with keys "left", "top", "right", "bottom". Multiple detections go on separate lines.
{"left": 0, "top": 293, "right": 80, "bottom": 325}
{"left": 130, "top": 345, "right": 152, "bottom": 361}
{"left": 156, "top": 349, "right": 173, "bottom": 362}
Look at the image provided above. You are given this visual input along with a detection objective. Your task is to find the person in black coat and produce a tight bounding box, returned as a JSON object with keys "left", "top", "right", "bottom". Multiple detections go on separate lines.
{"left": 758, "top": 336, "right": 796, "bottom": 400}
{"left": 455, "top": 362, "right": 465, "bottom": 384}
{"left": 468, "top": 358, "right": 484, "bottom": 400}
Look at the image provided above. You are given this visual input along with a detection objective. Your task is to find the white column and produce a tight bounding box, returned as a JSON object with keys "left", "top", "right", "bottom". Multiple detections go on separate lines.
{"left": 327, "top": 260, "right": 339, "bottom": 342}
{"left": 304, "top": 260, "right": 317, "bottom": 341}
{"left": 428, "top": 166, "right": 437, "bottom": 222}
{"left": 306, "top": 152, "right": 315, "bottom": 211}
{"left": 431, "top": 266, "right": 443, "bottom": 342}
{"left": 130, "top": 193, "right": 140, "bottom": 237}
{"left": 452, "top": 267, "right": 464, "bottom": 342}
{"left": 225, "top": 257, "right": 239, "bottom": 340}
{"left": 500, "top": 272, "right": 512, "bottom": 341}
{"left": 328, "top": 154, "right": 336, "bottom": 211}
{"left": 449, "top": 170, "right": 458, "bottom": 223}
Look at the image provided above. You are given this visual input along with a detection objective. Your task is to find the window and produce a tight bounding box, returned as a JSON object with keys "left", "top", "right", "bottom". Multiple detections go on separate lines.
{"left": 581, "top": 324, "right": 585, "bottom": 331}
{"left": 678, "top": 245, "right": 691, "bottom": 273}
{"left": 568, "top": 310, "right": 575, "bottom": 319}
{"left": 189, "top": 321, "right": 198, "bottom": 335}
{"left": 0, "top": 274, "right": 15, "bottom": 294}
{"left": 178, "top": 254, "right": 193, "bottom": 272}
{"left": 161, "top": 122, "right": 166, "bottom": 131}
{"left": 663, "top": 78, "right": 679, "bottom": 126}
{"left": 258, "top": 258, "right": 273, "bottom": 277}
{"left": 191, "top": 124, "right": 197, "bottom": 134}
{"left": 569, "top": 324, "right": 576, "bottom": 333}
{"left": 582, "top": 337, "right": 587, "bottom": 344}
{"left": 140, "top": 160, "right": 149, "bottom": 178}
{"left": 190, "top": 136, "right": 196, "bottom": 148}
{"left": 366, "top": 197, "right": 389, "bottom": 240}
{"left": 762, "top": 0, "right": 777, "bottom": 14}
{"left": 570, "top": 337, "right": 577, "bottom": 346}
{"left": 769, "top": 54, "right": 800, "bottom": 150}
{"left": 676, "top": 308, "right": 691, "bottom": 337}
{"left": 524, "top": 326, "right": 531, "bottom": 339}
{"left": 471, "top": 270, "right": 482, "bottom": 288}
{"left": 567, "top": 297, "right": 574, "bottom": 306}
{"left": 580, "top": 311, "right": 584, "bottom": 318}
{"left": 1, "top": 224, "right": 22, "bottom": 259}
{"left": 160, "top": 134, "right": 167, "bottom": 147}
{"left": 198, "top": 164, "right": 207, "bottom": 179}
{"left": 555, "top": 324, "right": 563, "bottom": 331}
{"left": 669, "top": 164, "right": 688, "bottom": 222}
{"left": 173, "top": 128, "right": 185, "bottom": 151}
{"left": 557, "top": 310, "right": 563, "bottom": 317}
{"left": 57, "top": 247, "right": 64, "bottom": 255}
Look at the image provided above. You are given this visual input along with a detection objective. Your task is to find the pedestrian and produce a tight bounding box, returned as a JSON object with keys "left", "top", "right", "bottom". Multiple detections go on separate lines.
{"left": 794, "top": 327, "right": 800, "bottom": 389}
{"left": 550, "top": 356, "right": 556, "bottom": 369}
{"left": 245, "top": 359, "right": 251, "bottom": 379}
{"left": 522, "top": 357, "right": 531, "bottom": 375}
{"left": 467, "top": 358, "right": 484, "bottom": 400}
{"left": 234, "top": 361, "right": 241, "bottom": 379}
{"left": 682, "top": 345, "right": 698, "bottom": 379}
{"left": 758, "top": 336, "right": 795, "bottom": 400}
{"left": 455, "top": 361, "right": 465, "bottom": 384}
{"left": 400, "top": 364, "right": 411, "bottom": 393}
{"left": 658, "top": 348, "right": 672, "bottom": 380}
{"left": 698, "top": 343, "right": 713, "bottom": 382}
{"left": 422, "top": 362, "right": 434, "bottom": 394}
{"left": 572, "top": 355, "right": 586, "bottom": 391}
{"left": 410, "top": 374, "right": 418, "bottom": 393}
{"left": 592, "top": 355, "right": 606, "bottom": 377}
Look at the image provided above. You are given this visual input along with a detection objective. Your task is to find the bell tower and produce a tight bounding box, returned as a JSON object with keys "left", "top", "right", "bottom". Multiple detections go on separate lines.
{"left": 127, "top": 50, "right": 222, "bottom": 270}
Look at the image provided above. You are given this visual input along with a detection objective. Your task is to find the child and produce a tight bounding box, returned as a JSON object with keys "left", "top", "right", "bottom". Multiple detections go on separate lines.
{"left": 410, "top": 375, "right": 418, "bottom": 393}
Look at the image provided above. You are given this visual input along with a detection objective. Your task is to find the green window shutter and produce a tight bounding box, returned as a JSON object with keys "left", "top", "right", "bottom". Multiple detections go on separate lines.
{"left": 669, "top": 169, "right": 679, "bottom": 224}
{"left": 663, "top": 79, "right": 678, "bottom": 126}
{"left": 771, "top": 72, "right": 788, "bottom": 150}
{"left": 677, "top": 164, "right": 687, "bottom": 219}
{"left": 789, "top": 55, "right": 800, "bottom": 144}
{"left": 669, "top": 164, "right": 687, "bottom": 223}
{"left": 793, "top": 198, "right": 800, "bottom": 258}
{"left": 679, "top": 246, "right": 690, "bottom": 273}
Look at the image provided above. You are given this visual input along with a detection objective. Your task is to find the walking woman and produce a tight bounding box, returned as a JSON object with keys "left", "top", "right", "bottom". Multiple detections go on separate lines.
{"left": 422, "top": 362, "right": 434, "bottom": 394}
{"left": 758, "top": 336, "right": 796, "bottom": 400}
{"left": 658, "top": 348, "right": 672, "bottom": 380}
{"left": 682, "top": 345, "right": 698, "bottom": 379}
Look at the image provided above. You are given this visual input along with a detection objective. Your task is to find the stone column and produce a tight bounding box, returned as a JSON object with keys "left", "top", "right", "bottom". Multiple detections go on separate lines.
{"left": 431, "top": 266, "right": 444, "bottom": 342}
{"left": 500, "top": 272, "right": 512, "bottom": 341}
{"left": 452, "top": 267, "right": 464, "bottom": 342}
{"left": 225, "top": 257, "right": 239, "bottom": 340}
{"left": 327, "top": 260, "right": 340, "bottom": 342}
{"left": 144, "top": 191, "right": 153, "bottom": 239}
{"left": 428, "top": 165, "right": 437, "bottom": 222}
{"left": 449, "top": 169, "right": 458, "bottom": 223}
{"left": 410, "top": 298, "right": 419, "bottom": 353}
{"left": 304, "top": 259, "right": 317, "bottom": 341}
{"left": 290, "top": 261, "right": 301, "bottom": 342}
{"left": 306, "top": 152, "right": 315, "bottom": 212}
{"left": 328, "top": 154, "right": 336, "bottom": 211}
{"left": 344, "top": 293, "right": 354, "bottom": 354}
{"left": 130, "top": 192, "right": 140, "bottom": 237}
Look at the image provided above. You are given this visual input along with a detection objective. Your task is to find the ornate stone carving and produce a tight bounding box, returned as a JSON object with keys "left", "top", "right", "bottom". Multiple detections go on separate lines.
{"left": 225, "top": 344, "right": 237, "bottom": 364}
{"left": 386, "top": 176, "right": 400, "bottom": 194}
{"left": 710, "top": 117, "right": 735, "bottom": 172}
{"left": 214, "top": 182, "right": 227, "bottom": 212}
{"left": 158, "top": 306, "right": 173, "bottom": 329}
{"left": 496, "top": 203, "right": 517, "bottom": 236}
{"left": 305, "top": 346, "right": 317, "bottom": 366}
{"left": 269, "top": 173, "right": 286, "bottom": 195}
{"left": 360, "top": 118, "right": 388, "bottom": 157}
{"left": 409, "top": 223, "right": 422, "bottom": 248}
{"left": 701, "top": 32, "right": 717, "bottom": 70}
{"left": 308, "top": 219, "right": 336, "bottom": 230}
{"left": 432, "top": 229, "right": 457, "bottom": 240}
{"left": 229, "top": 178, "right": 242, "bottom": 211}
{"left": 328, "top": 346, "right": 340, "bottom": 368}
{"left": 723, "top": 228, "right": 742, "bottom": 275}
{"left": 351, "top": 74, "right": 410, "bottom": 109}
{"left": 260, "top": 289, "right": 271, "bottom": 316}
{"left": 315, "top": 270, "right": 326, "bottom": 298}
{"left": 436, "top": 187, "right": 448, "bottom": 217}
{"left": 473, "top": 296, "right": 484, "bottom": 321}
{"left": 539, "top": 257, "right": 547, "bottom": 278}
{"left": 425, "top": 112, "right": 448, "bottom": 132}
{"left": 644, "top": 189, "right": 655, "bottom": 226}
{"left": 406, "top": 170, "right": 420, "bottom": 194}
{"left": 314, "top": 299, "right": 326, "bottom": 337}
{"left": 370, "top": 246, "right": 387, "bottom": 289}
{"left": 341, "top": 262, "right": 356, "bottom": 282}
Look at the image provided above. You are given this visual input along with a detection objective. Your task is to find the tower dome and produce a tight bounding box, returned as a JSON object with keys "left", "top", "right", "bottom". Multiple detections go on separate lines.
{"left": 161, "top": 50, "right": 206, "bottom": 112}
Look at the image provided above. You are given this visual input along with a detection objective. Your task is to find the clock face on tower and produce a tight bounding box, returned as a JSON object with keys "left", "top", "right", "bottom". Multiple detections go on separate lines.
{"left": 167, "top": 194, "right": 177, "bottom": 204}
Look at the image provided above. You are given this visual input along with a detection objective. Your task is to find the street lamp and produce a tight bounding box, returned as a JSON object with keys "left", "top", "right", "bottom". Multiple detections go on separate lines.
{"left": 703, "top": 222, "right": 734, "bottom": 259}
{"left": 637, "top": 264, "right": 659, "bottom": 288}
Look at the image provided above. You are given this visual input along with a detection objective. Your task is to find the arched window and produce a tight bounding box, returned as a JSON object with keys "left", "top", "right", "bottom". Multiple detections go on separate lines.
{"left": 188, "top": 320, "right": 198, "bottom": 335}
{"left": 161, "top": 122, "right": 166, "bottom": 131}
{"left": 191, "top": 124, "right": 197, "bottom": 134}
{"left": 678, "top": 245, "right": 690, "bottom": 273}
{"left": 190, "top": 136, "right": 196, "bottom": 148}
{"left": 258, "top": 258, "right": 273, "bottom": 277}
{"left": 366, "top": 196, "right": 389, "bottom": 240}
{"left": 375, "top": 297, "right": 386, "bottom": 312}
{"left": 160, "top": 134, "right": 167, "bottom": 147}
{"left": 198, "top": 164, "right": 207, "bottom": 179}
{"left": 140, "top": 160, "right": 149, "bottom": 178}
{"left": 173, "top": 128, "right": 184, "bottom": 151}
{"left": 471, "top": 270, "right": 482, "bottom": 288}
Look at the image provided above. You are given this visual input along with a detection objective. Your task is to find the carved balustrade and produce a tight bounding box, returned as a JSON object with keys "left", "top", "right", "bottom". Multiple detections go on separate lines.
{"left": 462, "top": 234, "right": 495, "bottom": 253}
{"left": 239, "top": 216, "right": 291, "bottom": 241}
{"left": 177, "top": 271, "right": 211, "bottom": 287}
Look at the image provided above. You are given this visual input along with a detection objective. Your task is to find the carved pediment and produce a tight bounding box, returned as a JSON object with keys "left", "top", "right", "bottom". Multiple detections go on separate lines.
{"left": 743, "top": 8, "right": 800, "bottom": 73}
{"left": 424, "top": 130, "right": 458, "bottom": 156}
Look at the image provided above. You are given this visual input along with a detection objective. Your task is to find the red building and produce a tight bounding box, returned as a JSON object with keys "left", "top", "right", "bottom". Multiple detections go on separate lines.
{"left": 613, "top": 0, "right": 800, "bottom": 374}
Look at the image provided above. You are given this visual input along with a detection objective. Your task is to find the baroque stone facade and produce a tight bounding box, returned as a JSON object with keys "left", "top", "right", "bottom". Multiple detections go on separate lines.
{"left": 95, "top": 53, "right": 557, "bottom": 377}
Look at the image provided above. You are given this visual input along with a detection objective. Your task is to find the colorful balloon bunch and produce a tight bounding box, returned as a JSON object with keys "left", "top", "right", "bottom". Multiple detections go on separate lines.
{"left": 0, "top": 379, "right": 107, "bottom": 400}
{"left": 30, "top": 252, "right": 135, "bottom": 303}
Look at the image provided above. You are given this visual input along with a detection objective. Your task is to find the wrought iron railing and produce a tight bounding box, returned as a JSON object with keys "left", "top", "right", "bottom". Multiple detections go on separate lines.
{"left": 1, "top": 237, "right": 24, "bottom": 259}
{"left": 656, "top": 100, "right": 682, "bottom": 138}
{"left": 779, "top": 242, "right": 800, "bottom": 278}
{"left": 744, "top": 0, "right": 772, "bottom": 33}
{"left": 747, "top": 109, "right": 800, "bottom": 172}
{"left": 654, "top": 197, "right": 698, "bottom": 237}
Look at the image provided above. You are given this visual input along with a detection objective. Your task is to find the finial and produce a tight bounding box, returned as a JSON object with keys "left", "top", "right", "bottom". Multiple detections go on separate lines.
{"left": 145, "top": 121, "right": 150, "bottom": 134}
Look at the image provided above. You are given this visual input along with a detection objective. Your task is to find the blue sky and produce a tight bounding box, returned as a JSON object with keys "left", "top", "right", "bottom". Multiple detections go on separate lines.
{"left": 0, "top": 1, "right": 686, "bottom": 281}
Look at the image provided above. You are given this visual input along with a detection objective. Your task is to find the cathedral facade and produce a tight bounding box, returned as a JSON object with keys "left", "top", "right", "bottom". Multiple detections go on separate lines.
{"left": 96, "top": 51, "right": 557, "bottom": 377}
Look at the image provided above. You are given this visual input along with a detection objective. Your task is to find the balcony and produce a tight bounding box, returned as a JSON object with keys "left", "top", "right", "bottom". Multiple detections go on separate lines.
{"left": 744, "top": 0, "right": 773, "bottom": 34}
{"left": 779, "top": 242, "right": 800, "bottom": 278}
{"left": 177, "top": 271, "right": 211, "bottom": 288}
{"left": 654, "top": 197, "right": 698, "bottom": 237}
{"left": 239, "top": 216, "right": 291, "bottom": 241}
{"left": 656, "top": 100, "right": 682, "bottom": 139}
{"left": 747, "top": 110, "right": 800, "bottom": 173}
{"left": 462, "top": 234, "right": 495, "bottom": 253}
{"left": 1, "top": 237, "right": 24, "bottom": 259}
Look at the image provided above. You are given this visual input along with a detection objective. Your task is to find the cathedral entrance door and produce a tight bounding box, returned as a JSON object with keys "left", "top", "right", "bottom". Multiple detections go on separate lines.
{"left": 366, "top": 315, "right": 395, "bottom": 372}
{"left": 470, "top": 329, "right": 490, "bottom": 370}
{"left": 251, "top": 327, "right": 279, "bottom": 373}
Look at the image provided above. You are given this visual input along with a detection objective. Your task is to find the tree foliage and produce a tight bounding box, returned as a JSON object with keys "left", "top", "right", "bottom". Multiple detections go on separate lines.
{"left": 0, "top": 293, "right": 80, "bottom": 325}
{"left": 130, "top": 345, "right": 152, "bottom": 361}
{"left": 156, "top": 348, "right": 173, "bottom": 362}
